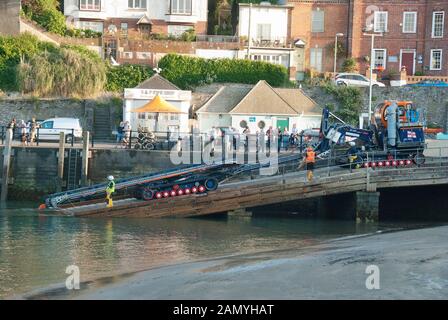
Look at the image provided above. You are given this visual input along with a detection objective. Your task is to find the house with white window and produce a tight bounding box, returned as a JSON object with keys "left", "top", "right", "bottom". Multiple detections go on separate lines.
{"left": 63, "top": 0, "right": 208, "bottom": 37}
{"left": 237, "top": 2, "right": 297, "bottom": 80}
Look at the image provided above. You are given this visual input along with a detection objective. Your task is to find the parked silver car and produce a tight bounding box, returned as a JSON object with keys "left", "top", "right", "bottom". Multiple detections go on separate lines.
{"left": 334, "top": 73, "right": 386, "bottom": 88}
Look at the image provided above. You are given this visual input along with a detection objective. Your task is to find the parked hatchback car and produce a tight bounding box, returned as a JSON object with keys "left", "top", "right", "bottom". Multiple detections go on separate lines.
{"left": 334, "top": 73, "right": 386, "bottom": 88}
{"left": 38, "top": 118, "right": 83, "bottom": 142}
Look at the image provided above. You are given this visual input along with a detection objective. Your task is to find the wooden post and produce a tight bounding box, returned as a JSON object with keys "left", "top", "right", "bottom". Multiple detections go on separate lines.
{"left": 81, "top": 131, "right": 90, "bottom": 186}
{"left": 57, "top": 132, "right": 65, "bottom": 192}
{"left": 1, "top": 129, "right": 13, "bottom": 203}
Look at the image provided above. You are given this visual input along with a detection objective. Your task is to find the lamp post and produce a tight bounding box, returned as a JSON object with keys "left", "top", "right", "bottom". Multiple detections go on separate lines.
{"left": 334, "top": 33, "right": 344, "bottom": 75}
{"left": 246, "top": 3, "right": 253, "bottom": 60}
{"left": 363, "top": 32, "right": 383, "bottom": 127}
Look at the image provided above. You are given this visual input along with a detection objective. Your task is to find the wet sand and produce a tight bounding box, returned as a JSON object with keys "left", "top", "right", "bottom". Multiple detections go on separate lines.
{"left": 22, "top": 224, "right": 448, "bottom": 300}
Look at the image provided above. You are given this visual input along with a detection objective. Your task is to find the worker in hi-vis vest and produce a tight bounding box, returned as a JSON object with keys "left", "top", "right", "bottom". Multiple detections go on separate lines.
{"left": 304, "top": 146, "right": 316, "bottom": 181}
{"left": 106, "top": 175, "right": 115, "bottom": 208}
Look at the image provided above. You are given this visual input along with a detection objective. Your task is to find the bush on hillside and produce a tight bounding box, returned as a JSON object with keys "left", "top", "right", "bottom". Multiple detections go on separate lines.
{"left": 22, "top": 0, "right": 67, "bottom": 35}
{"left": 18, "top": 47, "right": 106, "bottom": 97}
{"left": 105, "top": 64, "right": 154, "bottom": 92}
{"left": 158, "top": 54, "right": 289, "bottom": 89}
{"left": 0, "top": 33, "right": 58, "bottom": 91}
{"left": 21, "top": 0, "right": 102, "bottom": 38}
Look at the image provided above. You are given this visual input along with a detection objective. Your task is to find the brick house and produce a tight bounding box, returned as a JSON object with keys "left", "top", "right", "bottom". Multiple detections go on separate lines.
{"left": 63, "top": 0, "right": 208, "bottom": 37}
{"left": 288, "top": 0, "right": 448, "bottom": 77}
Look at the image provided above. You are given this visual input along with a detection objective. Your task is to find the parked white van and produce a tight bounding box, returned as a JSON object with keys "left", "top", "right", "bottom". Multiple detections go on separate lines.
{"left": 38, "top": 118, "right": 83, "bottom": 142}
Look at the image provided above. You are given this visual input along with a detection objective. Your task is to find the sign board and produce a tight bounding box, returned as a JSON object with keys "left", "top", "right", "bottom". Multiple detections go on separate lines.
{"left": 124, "top": 89, "right": 191, "bottom": 101}
{"left": 418, "top": 55, "right": 423, "bottom": 64}
{"left": 249, "top": 117, "right": 256, "bottom": 122}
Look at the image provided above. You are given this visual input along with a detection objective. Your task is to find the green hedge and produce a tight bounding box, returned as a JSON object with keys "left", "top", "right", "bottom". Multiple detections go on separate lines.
{"left": 105, "top": 64, "right": 154, "bottom": 92}
{"left": 158, "top": 54, "right": 289, "bottom": 89}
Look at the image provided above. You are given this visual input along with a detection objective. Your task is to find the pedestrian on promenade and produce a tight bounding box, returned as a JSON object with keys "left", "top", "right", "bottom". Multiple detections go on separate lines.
{"left": 7, "top": 118, "right": 16, "bottom": 140}
{"left": 278, "top": 127, "right": 283, "bottom": 153}
{"left": 29, "top": 118, "right": 38, "bottom": 146}
{"left": 19, "top": 120, "right": 28, "bottom": 147}
{"left": 208, "top": 126, "right": 216, "bottom": 156}
{"left": 116, "top": 121, "right": 124, "bottom": 147}
{"left": 242, "top": 126, "right": 250, "bottom": 152}
{"left": 282, "top": 127, "right": 289, "bottom": 151}
{"left": 122, "top": 121, "right": 131, "bottom": 148}
{"left": 266, "top": 126, "right": 273, "bottom": 151}
{"left": 290, "top": 124, "right": 299, "bottom": 148}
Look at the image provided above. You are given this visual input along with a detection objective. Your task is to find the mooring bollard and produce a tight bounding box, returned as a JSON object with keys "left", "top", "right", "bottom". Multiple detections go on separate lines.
{"left": 1, "top": 129, "right": 13, "bottom": 203}
{"left": 57, "top": 132, "right": 65, "bottom": 192}
{"left": 81, "top": 131, "right": 90, "bottom": 186}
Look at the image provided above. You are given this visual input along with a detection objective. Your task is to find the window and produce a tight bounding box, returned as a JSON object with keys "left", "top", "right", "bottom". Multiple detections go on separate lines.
{"left": 239, "top": 120, "right": 248, "bottom": 129}
{"left": 167, "top": 25, "right": 191, "bottom": 36}
{"left": 41, "top": 121, "right": 54, "bottom": 129}
{"left": 310, "top": 48, "right": 323, "bottom": 72}
{"left": 374, "top": 11, "right": 388, "bottom": 32}
{"left": 136, "top": 52, "right": 151, "bottom": 59}
{"left": 170, "top": 114, "right": 179, "bottom": 121}
{"left": 121, "top": 23, "right": 128, "bottom": 36}
{"left": 432, "top": 11, "right": 445, "bottom": 38}
{"left": 311, "top": 10, "right": 324, "bottom": 33}
{"left": 430, "top": 49, "right": 443, "bottom": 70}
{"left": 373, "top": 49, "right": 387, "bottom": 68}
{"left": 170, "top": 0, "right": 192, "bottom": 15}
{"left": 79, "top": 0, "right": 100, "bottom": 11}
{"left": 122, "top": 52, "right": 133, "bottom": 59}
{"left": 138, "top": 113, "right": 146, "bottom": 120}
{"left": 128, "top": 0, "right": 147, "bottom": 9}
{"left": 257, "top": 24, "right": 271, "bottom": 40}
{"left": 403, "top": 12, "right": 417, "bottom": 33}
{"left": 77, "top": 21, "right": 103, "bottom": 33}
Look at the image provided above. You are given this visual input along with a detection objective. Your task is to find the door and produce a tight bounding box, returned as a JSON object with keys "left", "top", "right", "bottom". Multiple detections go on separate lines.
{"left": 310, "top": 48, "right": 323, "bottom": 73}
{"left": 401, "top": 51, "right": 415, "bottom": 75}
{"left": 276, "top": 118, "right": 289, "bottom": 132}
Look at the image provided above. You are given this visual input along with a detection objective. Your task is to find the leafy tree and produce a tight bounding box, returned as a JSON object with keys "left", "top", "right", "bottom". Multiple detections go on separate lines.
{"left": 342, "top": 58, "right": 358, "bottom": 73}
{"left": 324, "top": 84, "right": 363, "bottom": 125}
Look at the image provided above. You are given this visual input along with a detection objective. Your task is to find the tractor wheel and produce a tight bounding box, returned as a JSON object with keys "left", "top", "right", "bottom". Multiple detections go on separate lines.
{"left": 412, "top": 153, "right": 426, "bottom": 166}
{"left": 204, "top": 178, "right": 219, "bottom": 191}
{"left": 141, "top": 188, "right": 155, "bottom": 201}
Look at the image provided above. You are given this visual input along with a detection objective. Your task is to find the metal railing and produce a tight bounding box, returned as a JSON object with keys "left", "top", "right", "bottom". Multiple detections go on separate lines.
{"left": 196, "top": 35, "right": 240, "bottom": 43}
{"left": 0, "top": 126, "right": 92, "bottom": 148}
{"left": 267, "top": 145, "right": 448, "bottom": 184}
{"left": 119, "top": 130, "right": 311, "bottom": 153}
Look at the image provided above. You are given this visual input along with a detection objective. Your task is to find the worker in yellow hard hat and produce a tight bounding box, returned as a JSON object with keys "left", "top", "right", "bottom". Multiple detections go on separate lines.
{"left": 105, "top": 175, "right": 115, "bottom": 208}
